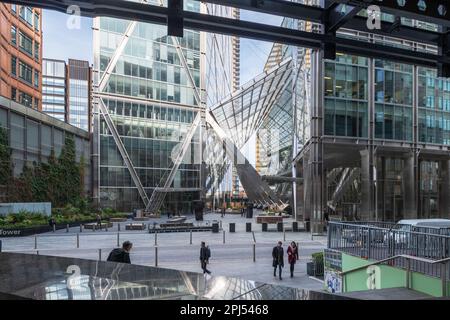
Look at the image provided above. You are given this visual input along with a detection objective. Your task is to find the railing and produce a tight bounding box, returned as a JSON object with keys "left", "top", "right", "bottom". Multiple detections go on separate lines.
{"left": 328, "top": 221, "right": 450, "bottom": 279}
{"left": 339, "top": 254, "right": 450, "bottom": 296}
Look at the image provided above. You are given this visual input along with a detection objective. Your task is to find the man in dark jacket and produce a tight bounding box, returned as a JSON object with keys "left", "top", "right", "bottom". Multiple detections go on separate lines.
{"left": 200, "top": 241, "right": 211, "bottom": 274}
{"left": 107, "top": 241, "right": 133, "bottom": 264}
{"left": 272, "top": 241, "right": 284, "bottom": 280}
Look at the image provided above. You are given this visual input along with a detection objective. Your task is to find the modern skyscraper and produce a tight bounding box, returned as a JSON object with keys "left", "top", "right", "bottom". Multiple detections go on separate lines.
{"left": 93, "top": 1, "right": 208, "bottom": 211}
{"left": 68, "top": 59, "right": 92, "bottom": 132}
{"left": 42, "top": 59, "right": 67, "bottom": 122}
{"left": 42, "top": 58, "right": 92, "bottom": 131}
{"left": 0, "top": 4, "right": 42, "bottom": 110}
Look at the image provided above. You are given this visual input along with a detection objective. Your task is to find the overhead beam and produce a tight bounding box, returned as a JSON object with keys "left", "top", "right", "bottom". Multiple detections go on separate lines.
{"left": 3, "top": 0, "right": 450, "bottom": 69}
{"left": 325, "top": 2, "right": 364, "bottom": 34}
{"left": 331, "top": 0, "right": 450, "bottom": 28}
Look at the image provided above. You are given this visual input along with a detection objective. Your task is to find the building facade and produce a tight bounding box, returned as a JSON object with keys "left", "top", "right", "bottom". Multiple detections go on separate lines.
{"left": 93, "top": 0, "right": 207, "bottom": 212}
{"left": 0, "top": 96, "right": 91, "bottom": 195}
{"left": 68, "top": 59, "right": 92, "bottom": 132}
{"left": 42, "top": 59, "right": 67, "bottom": 122}
{"left": 42, "top": 58, "right": 92, "bottom": 131}
{"left": 0, "top": 4, "right": 42, "bottom": 111}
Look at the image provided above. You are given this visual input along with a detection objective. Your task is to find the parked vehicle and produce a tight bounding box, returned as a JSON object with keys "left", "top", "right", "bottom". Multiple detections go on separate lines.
{"left": 384, "top": 219, "right": 450, "bottom": 245}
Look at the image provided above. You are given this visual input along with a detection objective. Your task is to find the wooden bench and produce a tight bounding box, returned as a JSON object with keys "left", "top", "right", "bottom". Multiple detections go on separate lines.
{"left": 256, "top": 216, "right": 283, "bottom": 224}
{"left": 160, "top": 222, "right": 194, "bottom": 229}
{"left": 133, "top": 217, "right": 149, "bottom": 221}
{"left": 84, "top": 222, "right": 113, "bottom": 230}
{"left": 110, "top": 217, "right": 127, "bottom": 222}
{"left": 125, "top": 223, "right": 146, "bottom": 230}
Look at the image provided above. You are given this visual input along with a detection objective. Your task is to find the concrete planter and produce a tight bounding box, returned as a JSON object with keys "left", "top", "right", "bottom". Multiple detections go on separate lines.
{"left": 0, "top": 220, "right": 96, "bottom": 237}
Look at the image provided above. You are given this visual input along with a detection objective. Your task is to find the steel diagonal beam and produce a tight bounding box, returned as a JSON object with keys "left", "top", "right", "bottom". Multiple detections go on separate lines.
{"left": 145, "top": 112, "right": 201, "bottom": 213}
{"left": 98, "top": 21, "right": 138, "bottom": 92}
{"left": 205, "top": 111, "right": 284, "bottom": 206}
{"left": 98, "top": 99, "right": 150, "bottom": 206}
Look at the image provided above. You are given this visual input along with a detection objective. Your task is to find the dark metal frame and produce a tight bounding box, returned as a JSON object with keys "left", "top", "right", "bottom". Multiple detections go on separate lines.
{"left": 3, "top": 0, "right": 450, "bottom": 75}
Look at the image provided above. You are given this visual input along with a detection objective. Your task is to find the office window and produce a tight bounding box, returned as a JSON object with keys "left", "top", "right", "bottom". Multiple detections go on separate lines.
{"left": 34, "top": 13, "right": 40, "bottom": 32}
{"left": 11, "top": 4, "right": 16, "bottom": 13}
{"left": 34, "top": 70, "right": 39, "bottom": 88}
{"left": 11, "top": 88, "right": 17, "bottom": 101}
{"left": 19, "top": 60, "right": 33, "bottom": 84}
{"left": 19, "top": 91, "right": 33, "bottom": 108}
{"left": 34, "top": 42, "right": 40, "bottom": 60}
{"left": 11, "top": 26, "right": 17, "bottom": 45}
{"left": 19, "top": 31, "right": 33, "bottom": 56}
{"left": 19, "top": 6, "right": 34, "bottom": 26}
{"left": 11, "top": 56, "right": 17, "bottom": 76}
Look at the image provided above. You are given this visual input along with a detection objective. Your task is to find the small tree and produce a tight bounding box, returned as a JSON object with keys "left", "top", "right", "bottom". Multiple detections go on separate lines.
{"left": 0, "top": 128, "right": 12, "bottom": 186}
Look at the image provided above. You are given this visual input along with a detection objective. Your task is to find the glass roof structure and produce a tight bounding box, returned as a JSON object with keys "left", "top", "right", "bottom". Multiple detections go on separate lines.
{"left": 210, "top": 58, "right": 294, "bottom": 148}
{"left": 0, "top": 253, "right": 338, "bottom": 300}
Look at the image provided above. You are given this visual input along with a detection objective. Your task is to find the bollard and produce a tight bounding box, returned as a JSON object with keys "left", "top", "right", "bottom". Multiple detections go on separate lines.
{"left": 0, "top": 239, "right": 2, "bottom": 252}
{"left": 155, "top": 231, "right": 158, "bottom": 245}
{"left": 53, "top": 224, "right": 56, "bottom": 232}
{"left": 66, "top": 224, "right": 69, "bottom": 233}
{"left": 76, "top": 233, "right": 80, "bottom": 248}
{"left": 190, "top": 230, "right": 192, "bottom": 245}
{"left": 117, "top": 232, "right": 120, "bottom": 247}
{"left": 93, "top": 224, "right": 96, "bottom": 232}
{"left": 36, "top": 250, "right": 39, "bottom": 255}
{"left": 283, "top": 230, "right": 286, "bottom": 242}
{"left": 34, "top": 236, "right": 37, "bottom": 249}
{"left": 253, "top": 242, "right": 256, "bottom": 262}
{"left": 223, "top": 230, "right": 225, "bottom": 244}
{"left": 98, "top": 249, "right": 102, "bottom": 261}
{"left": 118, "top": 224, "right": 121, "bottom": 232}
{"left": 80, "top": 224, "right": 83, "bottom": 233}
{"left": 155, "top": 246, "right": 158, "bottom": 267}
{"left": 252, "top": 231, "right": 256, "bottom": 243}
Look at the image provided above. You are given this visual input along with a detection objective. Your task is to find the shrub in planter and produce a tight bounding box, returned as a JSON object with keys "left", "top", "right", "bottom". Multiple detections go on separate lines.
{"left": 311, "top": 252, "right": 324, "bottom": 277}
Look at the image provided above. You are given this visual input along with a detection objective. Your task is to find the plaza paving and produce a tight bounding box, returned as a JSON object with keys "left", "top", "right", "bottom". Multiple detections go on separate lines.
{"left": 1, "top": 211, "right": 327, "bottom": 291}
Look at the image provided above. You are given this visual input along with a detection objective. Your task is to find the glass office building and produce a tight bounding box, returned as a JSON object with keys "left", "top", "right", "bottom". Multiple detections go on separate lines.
{"left": 68, "top": 59, "right": 91, "bottom": 132}
{"left": 42, "top": 59, "right": 67, "bottom": 122}
{"left": 93, "top": 1, "right": 205, "bottom": 211}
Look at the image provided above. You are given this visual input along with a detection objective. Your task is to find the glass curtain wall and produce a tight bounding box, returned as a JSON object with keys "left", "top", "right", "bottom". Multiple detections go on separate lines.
{"left": 96, "top": 0, "right": 203, "bottom": 212}
{"left": 324, "top": 54, "right": 368, "bottom": 138}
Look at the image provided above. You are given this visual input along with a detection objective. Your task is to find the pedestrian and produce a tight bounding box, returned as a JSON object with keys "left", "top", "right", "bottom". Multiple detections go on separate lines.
{"left": 272, "top": 241, "right": 284, "bottom": 280}
{"left": 287, "top": 241, "right": 299, "bottom": 278}
{"left": 200, "top": 241, "right": 211, "bottom": 274}
{"left": 221, "top": 202, "right": 226, "bottom": 218}
{"left": 96, "top": 213, "right": 102, "bottom": 229}
{"left": 107, "top": 241, "right": 133, "bottom": 264}
{"left": 206, "top": 245, "right": 211, "bottom": 264}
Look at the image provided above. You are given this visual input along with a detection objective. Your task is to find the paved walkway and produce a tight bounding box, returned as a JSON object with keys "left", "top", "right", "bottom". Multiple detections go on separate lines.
{"left": 1, "top": 211, "right": 327, "bottom": 291}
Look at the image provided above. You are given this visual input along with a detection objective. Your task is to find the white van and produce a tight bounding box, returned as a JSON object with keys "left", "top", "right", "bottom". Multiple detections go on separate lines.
{"left": 384, "top": 219, "right": 450, "bottom": 244}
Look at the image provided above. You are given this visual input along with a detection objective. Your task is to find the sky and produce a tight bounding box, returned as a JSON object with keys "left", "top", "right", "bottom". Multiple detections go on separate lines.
{"left": 42, "top": 8, "right": 283, "bottom": 175}
{"left": 42, "top": 9, "right": 282, "bottom": 78}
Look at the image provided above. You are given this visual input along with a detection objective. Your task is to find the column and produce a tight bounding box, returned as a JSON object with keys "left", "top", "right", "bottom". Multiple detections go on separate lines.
{"left": 360, "top": 149, "right": 371, "bottom": 220}
{"left": 403, "top": 152, "right": 416, "bottom": 219}
{"left": 439, "top": 160, "right": 450, "bottom": 218}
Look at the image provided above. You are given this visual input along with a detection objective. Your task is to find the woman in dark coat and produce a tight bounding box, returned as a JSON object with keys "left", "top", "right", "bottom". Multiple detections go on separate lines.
{"left": 287, "top": 241, "right": 299, "bottom": 278}
{"left": 272, "top": 241, "right": 284, "bottom": 280}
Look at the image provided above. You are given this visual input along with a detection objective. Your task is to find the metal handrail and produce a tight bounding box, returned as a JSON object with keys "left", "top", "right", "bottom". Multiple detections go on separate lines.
{"left": 329, "top": 222, "right": 450, "bottom": 239}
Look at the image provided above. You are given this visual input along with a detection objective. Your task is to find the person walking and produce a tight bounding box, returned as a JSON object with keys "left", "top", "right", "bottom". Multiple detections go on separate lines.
{"left": 272, "top": 241, "right": 284, "bottom": 280}
{"left": 221, "top": 202, "right": 226, "bottom": 218}
{"left": 107, "top": 241, "right": 133, "bottom": 264}
{"left": 287, "top": 241, "right": 299, "bottom": 278}
{"left": 200, "top": 241, "right": 211, "bottom": 274}
{"left": 96, "top": 213, "right": 102, "bottom": 230}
